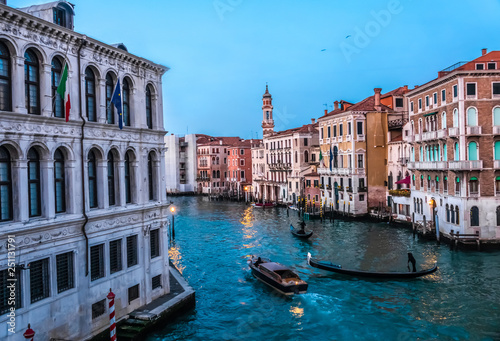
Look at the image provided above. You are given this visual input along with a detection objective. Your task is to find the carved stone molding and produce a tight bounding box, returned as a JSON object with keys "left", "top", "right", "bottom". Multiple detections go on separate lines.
{"left": 0, "top": 226, "right": 76, "bottom": 250}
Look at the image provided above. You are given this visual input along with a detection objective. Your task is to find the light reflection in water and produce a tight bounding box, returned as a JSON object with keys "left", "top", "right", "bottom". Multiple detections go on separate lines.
{"left": 168, "top": 244, "right": 185, "bottom": 275}
{"left": 290, "top": 305, "right": 304, "bottom": 318}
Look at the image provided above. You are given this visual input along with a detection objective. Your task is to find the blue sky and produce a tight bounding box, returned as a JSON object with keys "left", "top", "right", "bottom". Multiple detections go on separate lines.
{"left": 11, "top": 0, "right": 500, "bottom": 138}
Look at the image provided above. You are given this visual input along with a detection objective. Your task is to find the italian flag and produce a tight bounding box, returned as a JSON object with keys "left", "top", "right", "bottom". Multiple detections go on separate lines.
{"left": 56, "top": 64, "right": 71, "bottom": 122}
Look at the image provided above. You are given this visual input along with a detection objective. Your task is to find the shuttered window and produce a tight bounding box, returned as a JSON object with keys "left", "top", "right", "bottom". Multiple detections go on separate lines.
{"left": 127, "top": 235, "right": 138, "bottom": 267}
{"left": 109, "top": 239, "right": 122, "bottom": 274}
{"left": 150, "top": 229, "right": 160, "bottom": 259}
{"left": 30, "top": 258, "right": 50, "bottom": 303}
{"left": 90, "top": 244, "right": 105, "bottom": 281}
{"left": 56, "top": 252, "right": 74, "bottom": 293}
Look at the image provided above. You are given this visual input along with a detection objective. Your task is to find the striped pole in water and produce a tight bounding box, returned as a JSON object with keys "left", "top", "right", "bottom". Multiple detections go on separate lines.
{"left": 107, "top": 289, "right": 117, "bottom": 341}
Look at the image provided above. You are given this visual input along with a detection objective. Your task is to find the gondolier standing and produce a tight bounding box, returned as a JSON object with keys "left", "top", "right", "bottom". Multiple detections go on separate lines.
{"left": 298, "top": 221, "right": 306, "bottom": 234}
{"left": 407, "top": 252, "right": 417, "bottom": 272}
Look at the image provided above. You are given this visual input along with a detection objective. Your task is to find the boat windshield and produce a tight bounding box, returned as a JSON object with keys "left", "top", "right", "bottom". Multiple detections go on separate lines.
{"left": 276, "top": 270, "right": 299, "bottom": 279}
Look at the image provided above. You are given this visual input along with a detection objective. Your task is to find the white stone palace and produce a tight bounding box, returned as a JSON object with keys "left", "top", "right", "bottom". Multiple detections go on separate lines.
{"left": 0, "top": 1, "right": 171, "bottom": 339}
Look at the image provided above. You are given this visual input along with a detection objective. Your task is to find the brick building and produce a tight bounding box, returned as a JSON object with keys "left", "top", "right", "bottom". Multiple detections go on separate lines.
{"left": 227, "top": 139, "right": 260, "bottom": 201}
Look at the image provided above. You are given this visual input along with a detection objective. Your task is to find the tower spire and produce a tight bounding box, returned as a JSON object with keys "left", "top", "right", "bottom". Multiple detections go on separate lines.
{"left": 261, "top": 84, "right": 274, "bottom": 136}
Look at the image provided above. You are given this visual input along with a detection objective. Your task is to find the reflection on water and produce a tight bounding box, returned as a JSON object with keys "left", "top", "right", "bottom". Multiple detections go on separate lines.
{"left": 147, "top": 197, "right": 500, "bottom": 341}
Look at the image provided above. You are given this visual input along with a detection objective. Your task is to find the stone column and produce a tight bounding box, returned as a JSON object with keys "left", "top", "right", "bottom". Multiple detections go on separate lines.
{"left": 117, "top": 160, "right": 126, "bottom": 206}
{"left": 41, "top": 63, "right": 52, "bottom": 117}
{"left": 65, "top": 159, "right": 77, "bottom": 214}
{"left": 98, "top": 78, "right": 106, "bottom": 124}
{"left": 97, "top": 159, "right": 107, "bottom": 209}
{"left": 131, "top": 160, "right": 140, "bottom": 204}
{"left": 40, "top": 159, "right": 55, "bottom": 219}
{"left": 13, "top": 56, "right": 26, "bottom": 114}
{"left": 12, "top": 160, "right": 28, "bottom": 222}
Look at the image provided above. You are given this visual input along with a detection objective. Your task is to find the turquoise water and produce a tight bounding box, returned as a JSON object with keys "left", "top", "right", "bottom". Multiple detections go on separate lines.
{"left": 146, "top": 197, "right": 500, "bottom": 341}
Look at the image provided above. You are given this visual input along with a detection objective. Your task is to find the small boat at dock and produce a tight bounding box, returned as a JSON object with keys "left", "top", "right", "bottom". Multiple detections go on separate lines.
{"left": 252, "top": 202, "right": 275, "bottom": 208}
{"left": 248, "top": 256, "right": 308, "bottom": 295}
{"left": 290, "top": 224, "right": 313, "bottom": 239}
{"left": 307, "top": 252, "right": 438, "bottom": 279}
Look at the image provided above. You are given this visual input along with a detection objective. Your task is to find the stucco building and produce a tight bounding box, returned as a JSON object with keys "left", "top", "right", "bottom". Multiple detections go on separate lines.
{"left": 164, "top": 134, "right": 199, "bottom": 194}
{"left": 0, "top": 2, "right": 171, "bottom": 340}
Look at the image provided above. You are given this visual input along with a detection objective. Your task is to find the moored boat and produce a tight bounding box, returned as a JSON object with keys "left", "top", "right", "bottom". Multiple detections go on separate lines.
{"left": 252, "top": 202, "right": 275, "bottom": 208}
{"left": 248, "top": 256, "right": 308, "bottom": 295}
{"left": 290, "top": 224, "right": 313, "bottom": 239}
{"left": 307, "top": 252, "right": 438, "bottom": 279}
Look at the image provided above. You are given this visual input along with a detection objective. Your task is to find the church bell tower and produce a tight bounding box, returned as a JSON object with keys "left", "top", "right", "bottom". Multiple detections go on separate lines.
{"left": 261, "top": 84, "right": 274, "bottom": 136}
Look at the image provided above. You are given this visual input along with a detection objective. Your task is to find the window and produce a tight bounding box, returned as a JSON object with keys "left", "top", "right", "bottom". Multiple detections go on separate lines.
{"left": 348, "top": 122, "right": 351, "bottom": 135}
{"left": 110, "top": 239, "right": 122, "bottom": 274}
{"left": 357, "top": 122, "right": 363, "bottom": 135}
{"left": 359, "top": 194, "right": 364, "bottom": 201}
{"left": 410, "top": 102, "right": 414, "bottom": 112}
{"left": 125, "top": 152, "right": 132, "bottom": 203}
{"left": 425, "top": 96, "right": 429, "bottom": 107}
{"left": 123, "top": 78, "right": 131, "bottom": 126}
{"left": 453, "top": 109, "right": 458, "bottom": 128}
{"left": 456, "top": 206, "right": 460, "bottom": 224}
{"left": 240, "top": 149, "right": 244, "bottom": 155}
{"left": 466, "top": 83, "right": 476, "bottom": 97}
{"left": 470, "top": 177, "right": 479, "bottom": 194}
{"left": 339, "top": 124, "right": 343, "bottom": 136}
{"left": 476, "top": 63, "right": 484, "bottom": 70}
{"left": 306, "top": 180, "right": 311, "bottom": 187}
{"left": 454, "top": 142, "right": 459, "bottom": 161}
{"left": 240, "top": 159, "right": 244, "bottom": 166}
{"left": 24, "top": 49, "right": 40, "bottom": 114}
{"left": 441, "top": 112, "right": 447, "bottom": 129}
{"left": 152, "top": 274, "right": 162, "bottom": 290}
{"left": 128, "top": 284, "right": 139, "bottom": 304}
{"left": 444, "top": 176, "right": 448, "bottom": 192}
{"left": 395, "top": 98, "right": 403, "bottom": 108}
{"left": 30, "top": 258, "right": 50, "bottom": 303}
{"left": 488, "top": 62, "right": 496, "bottom": 70}
{"left": 467, "top": 108, "right": 477, "bottom": 126}
{"left": 357, "top": 154, "right": 363, "bottom": 168}
{"left": 105, "top": 73, "right": 115, "bottom": 124}
{"left": 53, "top": 7, "right": 66, "bottom": 27}
{"left": 241, "top": 170, "right": 245, "bottom": 179}
{"left": 304, "top": 138, "right": 308, "bottom": 146}
{"left": 418, "top": 98, "right": 422, "bottom": 110}
{"left": 107, "top": 152, "right": 116, "bottom": 206}
{"left": 148, "top": 152, "right": 154, "bottom": 201}
{"left": 0, "top": 42, "right": 11, "bottom": 111}
{"left": 88, "top": 150, "right": 98, "bottom": 208}
{"left": 453, "top": 85, "right": 458, "bottom": 98}
{"left": 1, "top": 269, "right": 22, "bottom": 314}
{"left": 493, "top": 83, "right": 500, "bottom": 96}
{"left": 90, "top": 244, "right": 105, "bottom": 281}
{"left": 28, "top": 148, "right": 41, "bottom": 217}
{"left": 85, "top": 68, "right": 96, "bottom": 121}
{"left": 54, "top": 148, "right": 66, "bottom": 213}
{"left": 0, "top": 146, "right": 13, "bottom": 221}
{"left": 56, "top": 252, "right": 74, "bottom": 293}
{"left": 311, "top": 153, "right": 316, "bottom": 162}
{"left": 433, "top": 93, "right": 437, "bottom": 105}
{"left": 150, "top": 229, "right": 160, "bottom": 258}
{"left": 441, "top": 89, "right": 446, "bottom": 102}
{"left": 146, "top": 85, "right": 153, "bottom": 129}
{"left": 92, "top": 300, "right": 106, "bottom": 319}
{"left": 468, "top": 142, "right": 478, "bottom": 161}
{"left": 497, "top": 206, "right": 500, "bottom": 226}
{"left": 51, "top": 57, "right": 64, "bottom": 118}
{"left": 327, "top": 126, "right": 331, "bottom": 138}
{"left": 455, "top": 177, "right": 460, "bottom": 195}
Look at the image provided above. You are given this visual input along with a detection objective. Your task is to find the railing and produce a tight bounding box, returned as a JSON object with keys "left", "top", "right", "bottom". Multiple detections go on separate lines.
{"left": 338, "top": 186, "right": 344, "bottom": 191}
{"left": 437, "top": 129, "right": 448, "bottom": 139}
{"left": 493, "top": 126, "right": 500, "bottom": 135}
{"left": 358, "top": 186, "right": 367, "bottom": 192}
{"left": 415, "top": 134, "right": 421, "bottom": 142}
{"left": 320, "top": 184, "right": 325, "bottom": 189}
{"left": 357, "top": 134, "right": 365, "bottom": 142}
{"left": 337, "top": 136, "right": 343, "bottom": 142}
{"left": 389, "top": 189, "right": 411, "bottom": 197}
{"left": 495, "top": 160, "right": 500, "bottom": 169}
{"left": 408, "top": 161, "right": 448, "bottom": 170}
{"left": 325, "top": 138, "right": 330, "bottom": 144}
{"left": 440, "top": 61, "right": 468, "bottom": 73}
{"left": 448, "top": 127, "right": 459, "bottom": 137}
{"left": 331, "top": 137, "right": 337, "bottom": 143}
{"left": 406, "top": 135, "right": 415, "bottom": 143}
{"left": 448, "top": 160, "right": 483, "bottom": 171}
{"left": 196, "top": 176, "right": 211, "bottom": 181}
{"left": 345, "top": 135, "right": 352, "bottom": 142}
{"left": 346, "top": 187, "right": 353, "bottom": 192}
{"left": 466, "top": 126, "right": 482, "bottom": 135}
{"left": 422, "top": 131, "right": 438, "bottom": 141}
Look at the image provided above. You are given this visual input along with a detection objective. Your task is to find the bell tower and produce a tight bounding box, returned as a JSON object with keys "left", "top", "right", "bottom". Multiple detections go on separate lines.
{"left": 262, "top": 84, "right": 274, "bottom": 136}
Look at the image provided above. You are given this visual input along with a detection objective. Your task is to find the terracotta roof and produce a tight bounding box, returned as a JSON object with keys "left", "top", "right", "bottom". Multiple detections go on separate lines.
{"left": 381, "top": 86, "right": 409, "bottom": 98}
{"left": 304, "top": 171, "right": 319, "bottom": 177}
{"left": 345, "top": 95, "right": 392, "bottom": 112}
{"left": 270, "top": 122, "right": 318, "bottom": 138}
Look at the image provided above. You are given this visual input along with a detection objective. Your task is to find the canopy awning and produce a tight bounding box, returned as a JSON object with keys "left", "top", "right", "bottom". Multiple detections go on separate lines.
{"left": 424, "top": 111, "right": 438, "bottom": 117}
{"left": 395, "top": 176, "right": 411, "bottom": 185}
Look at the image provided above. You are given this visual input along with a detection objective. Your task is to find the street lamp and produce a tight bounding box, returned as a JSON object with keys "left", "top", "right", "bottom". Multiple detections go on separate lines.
{"left": 170, "top": 206, "right": 176, "bottom": 239}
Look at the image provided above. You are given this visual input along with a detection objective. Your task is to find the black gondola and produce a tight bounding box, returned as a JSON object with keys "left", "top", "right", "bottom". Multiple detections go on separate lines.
{"left": 248, "top": 256, "right": 308, "bottom": 295}
{"left": 290, "top": 224, "right": 313, "bottom": 239}
{"left": 307, "top": 252, "right": 438, "bottom": 279}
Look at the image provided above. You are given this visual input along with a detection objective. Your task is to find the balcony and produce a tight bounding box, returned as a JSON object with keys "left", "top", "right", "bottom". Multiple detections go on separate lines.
{"left": 389, "top": 189, "right": 411, "bottom": 197}
{"left": 357, "top": 134, "right": 365, "bottom": 142}
{"left": 415, "top": 134, "right": 421, "bottom": 142}
{"left": 331, "top": 137, "right": 337, "bottom": 143}
{"left": 466, "top": 126, "right": 482, "bottom": 135}
{"left": 325, "top": 138, "right": 330, "bottom": 144}
{"left": 346, "top": 187, "right": 353, "bottom": 192}
{"left": 345, "top": 135, "right": 352, "bottom": 142}
{"left": 408, "top": 161, "right": 448, "bottom": 170}
{"left": 398, "top": 157, "right": 410, "bottom": 165}
{"left": 422, "top": 131, "right": 437, "bottom": 141}
{"left": 358, "top": 186, "right": 367, "bottom": 192}
{"left": 406, "top": 135, "right": 415, "bottom": 143}
{"left": 337, "top": 136, "right": 343, "bottom": 142}
{"left": 448, "top": 160, "right": 483, "bottom": 171}
{"left": 494, "top": 160, "right": 500, "bottom": 169}
{"left": 437, "top": 129, "right": 448, "bottom": 139}
{"left": 179, "top": 152, "right": 186, "bottom": 160}
{"left": 320, "top": 184, "right": 325, "bottom": 189}
{"left": 448, "top": 127, "right": 459, "bottom": 137}
{"left": 196, "top": 176, "right": 211, "bottom": 181}
{"left": 493, "top": 126, "right": 500, "bottom": 135}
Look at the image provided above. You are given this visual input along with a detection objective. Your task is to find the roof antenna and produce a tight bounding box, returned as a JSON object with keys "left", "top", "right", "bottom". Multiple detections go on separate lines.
{"left": 323, "top": 103, "right": 328, "bottom": 110}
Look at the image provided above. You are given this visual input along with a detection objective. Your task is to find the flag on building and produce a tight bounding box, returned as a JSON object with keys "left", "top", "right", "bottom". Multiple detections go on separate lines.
{"left": 111, "top": 79, "right": 123, "bottom": 129}
{"left": 319, "top": 149, "right": 324, "bottom": 167}
{"left": 56, "top": 64, "right": 71, "bottom": 122}
{"left": 329, "top": 147, "right": 333, "bottom": 171}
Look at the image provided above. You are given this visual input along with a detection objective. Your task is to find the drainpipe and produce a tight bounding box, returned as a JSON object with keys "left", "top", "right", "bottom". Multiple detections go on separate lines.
{"left": 77, "top": 36, "right": 89, "bottom": 276}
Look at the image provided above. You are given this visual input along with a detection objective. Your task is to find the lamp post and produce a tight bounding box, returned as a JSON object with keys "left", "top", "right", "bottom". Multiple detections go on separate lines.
{"left": 170, "top": 206, "right": 176, "bottom": 239}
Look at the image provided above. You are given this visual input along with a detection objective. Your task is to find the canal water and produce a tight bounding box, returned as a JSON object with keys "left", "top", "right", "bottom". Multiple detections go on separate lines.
{"left": 146, "top": 196, "right": 500, "bottom": 341}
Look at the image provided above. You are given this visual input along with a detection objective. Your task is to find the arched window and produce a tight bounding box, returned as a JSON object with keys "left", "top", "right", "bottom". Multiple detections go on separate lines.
{"left": 446, "top": 204, "right": 450, "bottom": 222}
{"left": 454, "top": 142, "right": 459, "bottom": 161}
{"left": 453, "top": 109, "right": 458, "bottom": 127}
{"left": 0, "top": 42, "right": 12, "bottom": 111}
{"left": 105, "top": 73, "right": 115, "bottom": 124}
{"left": 51, "top": 57, "right": 64, "bottom": 118}
{"left": 469, "top": 177, "right": 478, "bottom": 194}
{"left": 304, "top": 151, "right": 309, "bottom": 163}
{"left": 470, "top": 206, "right": 479, "bottom": 226}
{"left": 443, "top": 144, "right": 447, "bottom": 161}
{"left": 495, "top": 141, "right": 500, "bottom": 160}
{"left": 85, "top": 68, "right": 97, "bottom": 122}
{"left": 497, "top": 206, "right": 500, "bottom": 226}
{"left": 54, "top": 148, "right": 65, "bottom": 213}
{"left": 88, "top": 150, "right": 98, "bottom": 208}
{"left": 146, "top": 85, "right": 153, "bottom": 129}
{"left": 450, "top": 206, "right": 455, "bottom": 224}
{"left": 148, "top": 152, "right": 154, "bottom": 200}
{"left": 28, "top": 148, "right": 41, "bottom": 217}
{"left": 24, "top": 49, "right": 40, "bottom": 114}
{"left": 468, "top": 142, "right": 478, "bottom": 161}
{"left": 124, "top": 152, "right": 131, "bottom": 204}
{"left": 107, "top": 151, "right": 115, "bottom": 206}
{"left": 441, "top": 112, "right": 447, "bottom": 129}
{"left": 0, "top": 146, "right": 12, "bottom": 221}
{"left": 467, "top": 107, "right": 477, "bottom": 126}
{"left": 455, "top": 206, "right": 460, "bottom": 225}
{"left": 123, "top": 78, "right": 131, "bottom": 127}
{"left": 217, "top": 170, "right": 220, "bottom": 178}
{"left": 494, "top": 107, "right": 500, "bottom": 126}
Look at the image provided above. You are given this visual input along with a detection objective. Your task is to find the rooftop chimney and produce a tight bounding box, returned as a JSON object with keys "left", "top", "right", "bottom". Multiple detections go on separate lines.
{"left": 324, "top": 109, "right": 327, "bottom": 115}
{"left": 334, "top": 101, "right": 339, "bottom": 110}
{"left": 311, "top": 118, "right": 315, "bottom": 124}
{"left": 403, "top": 85, "right": 408, "bottom": 92}
{"left": 374, "top": 88, "right": 382, "bottom": 108}
{"left": 482, "top": 48, "right": 487, "bottom": 56}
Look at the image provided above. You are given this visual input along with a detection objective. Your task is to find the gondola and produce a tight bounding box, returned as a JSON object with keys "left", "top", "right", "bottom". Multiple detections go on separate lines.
{"left": 248, "top": 256, "right": 308, "bottom": 295}
{"left": 290, "top": 224, "right": 313, "bottom": 239}
{"left": 307, "top": 253, "right": 438, "bottom": 279}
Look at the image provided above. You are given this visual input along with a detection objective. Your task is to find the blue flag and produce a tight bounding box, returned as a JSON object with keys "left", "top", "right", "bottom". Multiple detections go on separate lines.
{"left": 329, "top": 147, "right": 333, "bottom": 171}
{"left": 111, "top": 79, "right": 123, "bottom": 129}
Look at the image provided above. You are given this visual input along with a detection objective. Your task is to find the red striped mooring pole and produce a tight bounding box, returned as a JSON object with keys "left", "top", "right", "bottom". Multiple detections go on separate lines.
{"left": 23, "top": 324, "right": 35, "bottom": 340}
{"left": 107, "top": 289, "right": 117, "bottom": 341}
